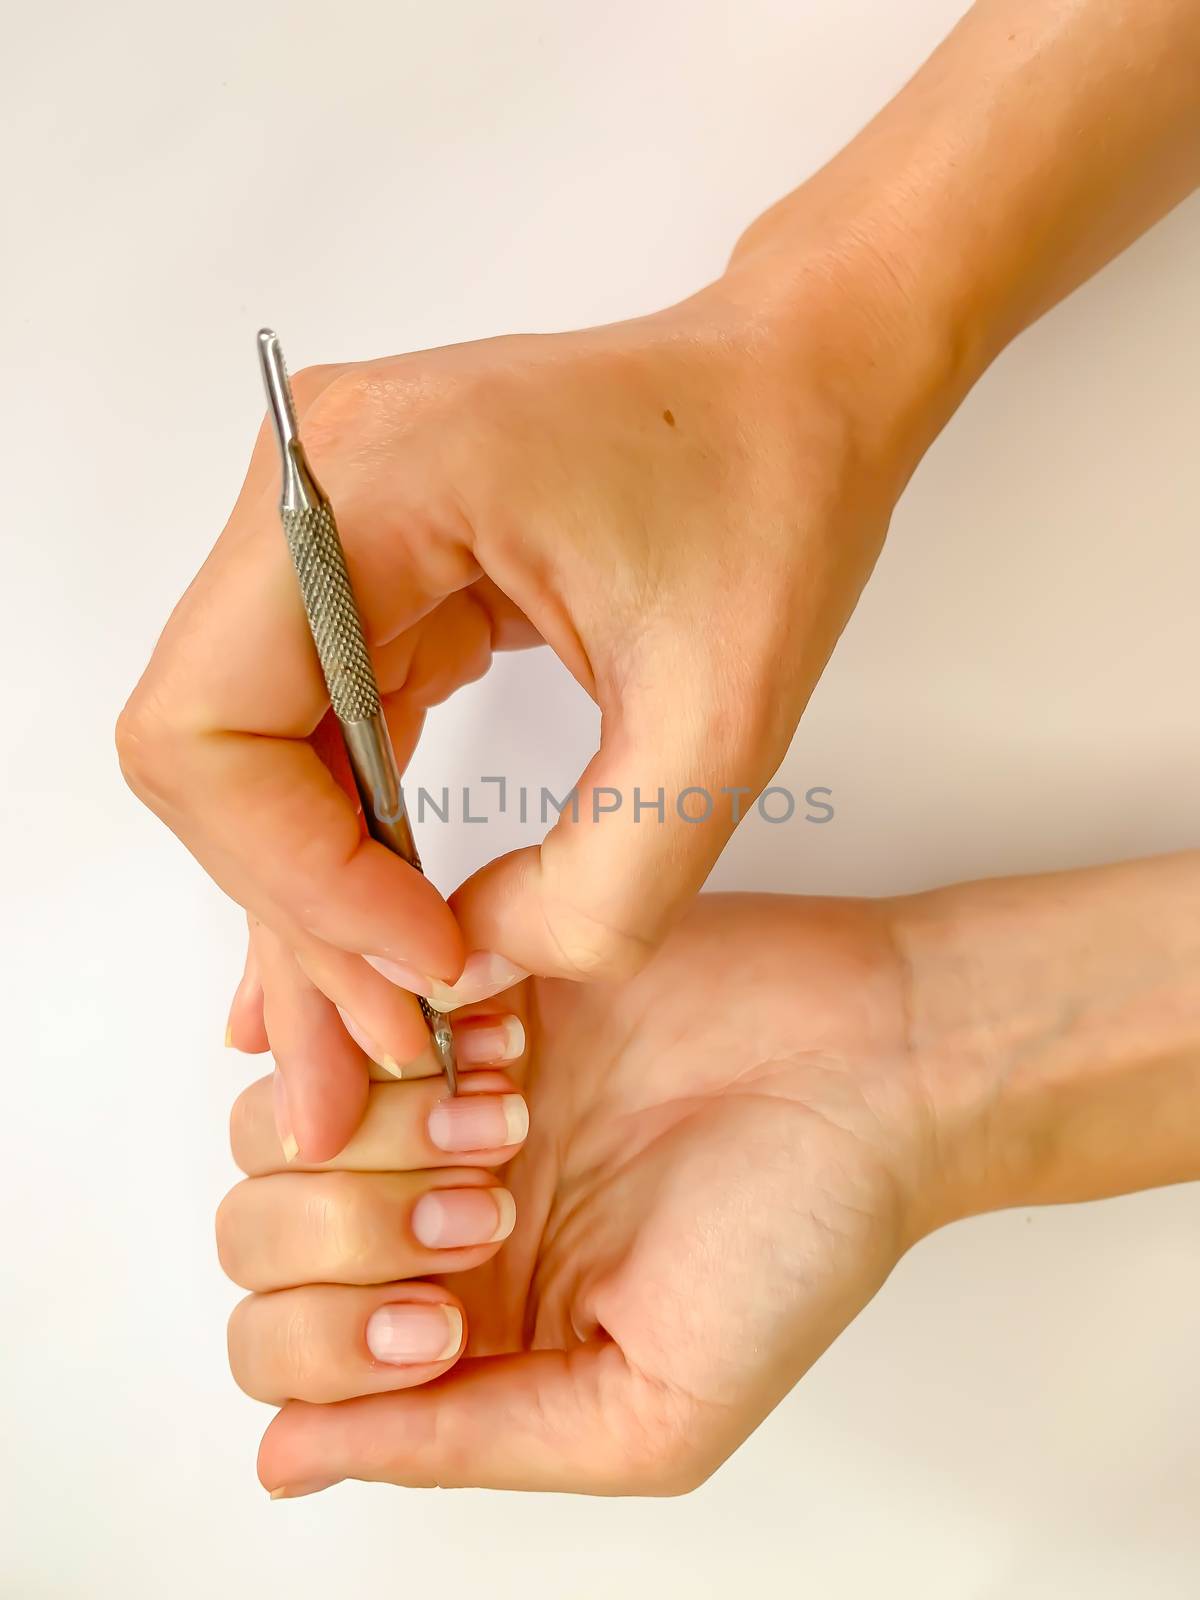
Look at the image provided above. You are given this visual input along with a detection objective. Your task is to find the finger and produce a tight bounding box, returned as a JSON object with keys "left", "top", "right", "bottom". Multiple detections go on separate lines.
{"left": 228, "top": 1282, "right": 465, "bottom": 1404}
{"left": 254, "top": 928, "right": 370, "bottom": 1163}
{"left": 215, "top": 1169, "right": 517, "bottom": 1292}
{"left": 118, "top": 363, "right": 484, "bottom": 986}
{"left": 451, "top": 673, "right": 775, "bottom": 983}
{"left": 149, "top": 730, "right": 467, "bottom": 981}
{"left": 259, "top": 1344, "right": 699, "bottom": 1497}
{"left": 247, "top": 599, "right": 500, "bottom": 1098}
{"left": 231, "top": 1066, "right": 528, "bottom": 1176}
{"left": 225, "top": 927, "right": 268, "bottom": 1053}
{"left": 290, "top": 939, "right": 433, "bottom": 1075}
{"left": 359, "top": 1005, "right": 525, "bottom": 1081}
{"left": 374, "top": 589, "right": 495, "bottom": 712}
{"left": 464, "top": 576, "right": 542, "bottom": 652}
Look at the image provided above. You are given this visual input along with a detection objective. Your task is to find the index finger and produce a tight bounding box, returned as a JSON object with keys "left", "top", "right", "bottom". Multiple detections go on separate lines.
{"left": 118, "top": 359, "right": 477, "bottom": 977}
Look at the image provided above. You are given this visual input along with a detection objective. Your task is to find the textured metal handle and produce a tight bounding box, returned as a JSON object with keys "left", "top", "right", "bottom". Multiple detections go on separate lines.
{"left": 260, "top": 328, "right": 459, "bottom": 1092}
{"left": 281, "top": 503, "right": 380, "bottom": 723}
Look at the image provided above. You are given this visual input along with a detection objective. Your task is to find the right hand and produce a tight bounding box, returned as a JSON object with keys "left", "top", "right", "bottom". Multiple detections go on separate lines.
{"left": 120, "top": 240, "right": 931, "bottom": 1158}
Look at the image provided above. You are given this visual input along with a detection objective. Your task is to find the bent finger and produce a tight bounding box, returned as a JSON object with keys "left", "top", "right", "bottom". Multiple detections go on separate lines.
{"left": 232, "top": 1063, "right": 526, "bottom": 1176}
{"left": 215, "top": 1169, "right": 516, "bottom": 1292}
{"left": 226, "top": 926, "right": 268, "bottom": 1053}
{"left": 229, "top": 1281, "right": 466, "bottom": 1404}
{"left": 254, "top": 927, "right": 369, "bottom": 1163}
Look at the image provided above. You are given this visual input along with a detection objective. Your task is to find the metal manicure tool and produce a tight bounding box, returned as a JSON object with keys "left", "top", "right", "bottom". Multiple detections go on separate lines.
{"left": 256, "top": 328, "right": 458, "bottom": 1094}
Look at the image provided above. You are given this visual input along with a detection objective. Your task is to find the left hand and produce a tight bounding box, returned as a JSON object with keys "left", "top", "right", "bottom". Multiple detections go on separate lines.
{"left": 220, "top": 891, "right": 944, "bottom": 1497}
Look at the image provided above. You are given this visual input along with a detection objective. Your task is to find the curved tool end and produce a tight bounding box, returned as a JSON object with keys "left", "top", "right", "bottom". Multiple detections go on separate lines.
{"left": 256, "top": 327, "right": 299, "bottom": 459}
{"left": 434, "top": 1019, "right": 459, "bottom": 1096}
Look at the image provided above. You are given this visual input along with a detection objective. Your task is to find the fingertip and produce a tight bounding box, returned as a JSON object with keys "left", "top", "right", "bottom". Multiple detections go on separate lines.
{"left": 226, "top": 979, "right": 269, "bottom": 1054}
{"left": 452, "top": 846, "right": 655, "bottom": 984}
{"left": 289, "top": 1069, "right": 370, "bottom": 1165}
{"left": 258, "top": 1406, "right": 343, "bottom": 1499}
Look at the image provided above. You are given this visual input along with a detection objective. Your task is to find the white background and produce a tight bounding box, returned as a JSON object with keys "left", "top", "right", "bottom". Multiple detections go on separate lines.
{"left": 4, "top": 0, "right": 1199, "bottom": 1594}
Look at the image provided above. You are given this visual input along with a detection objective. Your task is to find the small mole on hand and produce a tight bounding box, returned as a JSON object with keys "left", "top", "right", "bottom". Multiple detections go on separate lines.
{"left": 662, "top": 408, "right": 676, "bottom": 427}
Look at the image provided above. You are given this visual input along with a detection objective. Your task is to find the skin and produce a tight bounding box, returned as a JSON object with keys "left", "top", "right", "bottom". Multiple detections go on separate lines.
{"left": 117, "top": 0, "right": 1200, "bottom": 1495}
{"left": 119, "top": 0, "right": 1200, "bottom": 1159}
{"left": 222, "top": 855, "right": 1200, "bottom": 1497}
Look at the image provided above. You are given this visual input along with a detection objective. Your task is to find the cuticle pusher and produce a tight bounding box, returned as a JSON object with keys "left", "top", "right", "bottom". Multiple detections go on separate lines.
{"left": 256, "top": 327, "right": 458, "bottom": 1095}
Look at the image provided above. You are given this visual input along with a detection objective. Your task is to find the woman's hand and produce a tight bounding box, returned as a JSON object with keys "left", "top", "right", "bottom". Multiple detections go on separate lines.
{"left": 122, "top": 246, "right": 935, "bottom": 1160}
{"left": 121, "top": 0, "right": 1200, "bottom": 1167}
{"left": 221, "top": 856, "right": 1200, "bottom": 1496}
{"left": 222, "top": 891, "right": 944, "bottom": 1497}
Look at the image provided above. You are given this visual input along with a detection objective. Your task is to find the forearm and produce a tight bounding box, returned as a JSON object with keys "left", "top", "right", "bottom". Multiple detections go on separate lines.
{"left": 726, "top": 0, "right": 1200, "bottom": 462}
{"left": 895, "top": 852, "right": 1200, "bottom": 1226}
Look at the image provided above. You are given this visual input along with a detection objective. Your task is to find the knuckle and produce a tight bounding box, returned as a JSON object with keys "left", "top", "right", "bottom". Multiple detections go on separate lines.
{"left": 214, "top": 1183, "right": 250, "bottom": 1284}
{"left": 114, "top": 690, "right": 172, "bottom": 801}
{"left": 292, "top": 365, "right": 375, "bottom": 458}
{"left": 287, "top": 361, "right": 344, "bottom": 415}
{"left": 225, "top": 1297, "right": 263, "bottom": 1397}
{"left": 227, "top": 1081, "right": 264, "bottom": 1172}
{"left": 539, "top": 896, "right": 656, "bottom": 984}
{"left": 308, "top": 1173, "right": 387, "bottom": 1282}
{"left": 228, "top": 1295, "right": 322, "bottom": 1403}
{"left": 276, "top": 1302, "right": 325, "bottom": 1399}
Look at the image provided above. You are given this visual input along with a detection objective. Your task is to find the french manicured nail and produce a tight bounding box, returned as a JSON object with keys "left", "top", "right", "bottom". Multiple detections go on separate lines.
{"left": 366, "top": 951, "right": 527, "bottom": 1012}
{"left": 335, "top": 1005, "right": 403, "bottom": 1079}
{"left": 269, "top": 1476, "right": 341, "bottom": 1500}
{"left": 363, "top": 955, "right": 434, "bottom": 998}
{"left": 412, "top": 1187, "right": 516, "bottom": 1249}
{"left": 428, "top": 953, "right": 527, "bottom": 1011}
{"left": 365, "top": 1302, "right": 463, "bottom": 1364}
{"left": 427, "top": 1093, "right": 529, "bottom": 1152}
{"left": 272, "top": 1071, "right": 298, "bottom": 1164}
{"left": 455, "top": 1015, "right": 525, "bottom": 1064}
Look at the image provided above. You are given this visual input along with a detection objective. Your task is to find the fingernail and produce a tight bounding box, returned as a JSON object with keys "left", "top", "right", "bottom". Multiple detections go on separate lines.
{"left": 363, "top": 954, "right": 434, "bottom": 998}
{"left": 365, "top": 952, "right": 526, "bottom": 1012}
{"left": 366, "top": 1302, "right": 463, "bottom": 1365}
{"left": 269, "top": 1476, "right": 341, "bottom": 1500}
{"left": 335, "top": 1005, "right": 403, "bottom": 1079}
{"left": 428, "top": 953, "right": 527, "bottom": 1012}
{"left": 412, "top": 1188, "right": 516, "bottom": 1248}
{"left": 455, "top": 1015, "right": 525, "bottom": 1064}
{"left": 427, "top": 1093, "right": 529, "bottom": 1153}
{"left": 224, "top": 1023, "right": 234, "bottom": 1049}
{"left": 368, "top": 951, "right": 528, "bottom": 1011}
{"left": 273, "top": 1071, "right": 298, "bottom": 1164}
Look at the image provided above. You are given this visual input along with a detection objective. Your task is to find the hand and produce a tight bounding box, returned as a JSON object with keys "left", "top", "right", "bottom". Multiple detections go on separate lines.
{"left": 219, "top": 891, "right": 942, "bottom": 1497}
{"left": 121, "top": 245, "right": 933, "bottom": 1159}
{"left": 219, "top": 855, "right": 1200, "bottom": 1494}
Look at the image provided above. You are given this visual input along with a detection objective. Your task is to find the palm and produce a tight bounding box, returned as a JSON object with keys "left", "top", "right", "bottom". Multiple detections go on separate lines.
{"left": 450, "top": 892, "right": 928, "bottom": 1484}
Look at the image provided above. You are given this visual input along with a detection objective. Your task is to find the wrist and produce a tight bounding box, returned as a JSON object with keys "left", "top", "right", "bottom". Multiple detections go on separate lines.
{"left": 891, "top": 855, "right": 1200, "bottom": 1230}
{"left": 716, "top": 188, "right": 969, "bottom": 497}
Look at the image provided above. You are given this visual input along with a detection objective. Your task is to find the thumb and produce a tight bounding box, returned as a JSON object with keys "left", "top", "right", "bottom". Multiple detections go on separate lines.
{"left": 451, "top": 681, "right": 770, "bottom": 982}
{"left": 259, "top": 1345, "right": 682, "bottom": 1497}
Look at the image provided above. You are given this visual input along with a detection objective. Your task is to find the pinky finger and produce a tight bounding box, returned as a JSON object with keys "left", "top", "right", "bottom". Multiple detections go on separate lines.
{"left": 226, "top": 927, "right": 268, "bottom": 1054}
